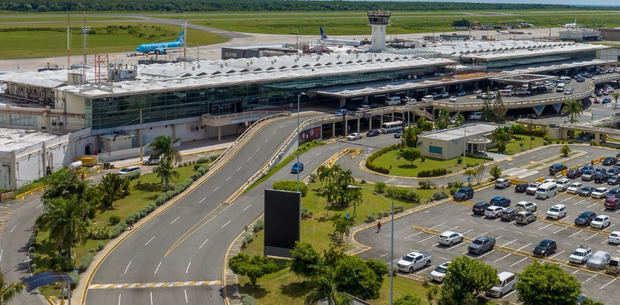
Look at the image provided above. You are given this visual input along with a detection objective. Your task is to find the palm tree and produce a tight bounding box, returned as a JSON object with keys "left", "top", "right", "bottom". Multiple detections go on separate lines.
{"left": 154, "top": 159, "right": 179, "bottom": 190}
{"left": 562, "top": 100, "right": 583, "bottom": 123}
{"left": 97, "top": 173, "right": 130, "bottom": 210}
{"left": 305, "top": 271, "right": 351, "bottom": 305}
{"left": 612, "top": 92, "right": 619, "bottom": 109}
{"left": 435, "top": 109, "right": 450, "bottom": 130}
{"left": 491, "top": 126, "right": 513, "bottom": 154}
{"left": 148, "top": 136, "right": 181, "bottom": 165}
{"left": 35, "top": 197, "right": 88, "bottom": 259}
{"left": 0, "top": 269, "right": 25, "bottom": 305}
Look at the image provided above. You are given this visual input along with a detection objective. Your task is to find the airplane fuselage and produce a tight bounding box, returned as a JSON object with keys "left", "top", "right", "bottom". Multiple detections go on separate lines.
{"left": 136, "top": 41, "right": 184, "bottom": 54}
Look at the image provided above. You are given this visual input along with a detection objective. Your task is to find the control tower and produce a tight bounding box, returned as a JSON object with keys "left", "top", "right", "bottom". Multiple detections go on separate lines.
{"left": 367, "top": 10, "right": 391, "bottom": 52}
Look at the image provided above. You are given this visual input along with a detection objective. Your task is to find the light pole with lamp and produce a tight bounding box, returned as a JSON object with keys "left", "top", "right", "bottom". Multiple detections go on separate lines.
{"left": 296, "top": 92, "right": 306, "bottom": 192}
{"left": 347, "top": 184, "right": 394, "bottom": 305}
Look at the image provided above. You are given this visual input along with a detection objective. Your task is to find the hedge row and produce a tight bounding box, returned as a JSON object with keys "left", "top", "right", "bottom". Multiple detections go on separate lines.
{"left": 272, "top": 180, "right": 308, "bottom": 197}
{"left": 417, "top": 168, "right": 449, "bottom": 177}
{"left": 385, "top": 187, "right": 420, "bottom": 203}
{"left": 365, "top": 144, "right": 399, "bottom": 174}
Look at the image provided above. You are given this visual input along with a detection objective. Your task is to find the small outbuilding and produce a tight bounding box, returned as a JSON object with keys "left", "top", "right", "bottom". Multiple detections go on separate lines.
{"left": 418, "top": 123, "right": 497, "bottom": 160}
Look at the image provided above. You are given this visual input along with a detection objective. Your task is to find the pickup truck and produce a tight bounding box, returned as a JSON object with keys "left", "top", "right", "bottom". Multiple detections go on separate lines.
{"left": 397, "top": 251, "right": 432, "bottom": 273}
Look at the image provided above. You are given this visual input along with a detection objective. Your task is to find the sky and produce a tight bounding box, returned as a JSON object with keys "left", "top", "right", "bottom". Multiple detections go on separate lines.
{"left": 374, "top": 0, "right": 620, "bottom": 6}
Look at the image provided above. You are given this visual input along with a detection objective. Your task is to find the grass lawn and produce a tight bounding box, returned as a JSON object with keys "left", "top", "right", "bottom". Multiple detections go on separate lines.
{"left": 0, "top": 23, "right": 227, "bottom": 59}
{"left": 236, "top": 182, "right": 437, "bottom": 303}
{"left": 487, "top": 136, "right": 568, "bottom": 155}
{"left": 372, "top": 150, "right": 484, "bottom": 177}
{"left": 33, "top": 164, "right": 202, "bottom": 297}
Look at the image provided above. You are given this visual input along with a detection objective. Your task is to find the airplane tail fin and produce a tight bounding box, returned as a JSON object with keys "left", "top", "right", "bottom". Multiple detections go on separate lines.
{"left": 176, "top": 31, "right": 185, "bottom": 43}
{"left": 319, "top": 27, "right": 327, "bottom": 40}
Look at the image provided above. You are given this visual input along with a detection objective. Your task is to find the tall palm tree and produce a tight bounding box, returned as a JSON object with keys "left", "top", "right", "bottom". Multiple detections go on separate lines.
{"left": 562, "top": 100, "right": 583, "bottom": 124}
{"left": 612, "top": 92, "right": 619, "bottom": 109}
{"left": 154, "top": 159, "right": 179, "bottom": 190}
{"left": 435, "top": 109, "right": 450, "bottom": 130}
{"left": 491, "top": 126, "right": 513, "bottom": 154}
{"left": 305, "top": 271, "right": 351, "bottom": 305}
{"left": 97, "top": 173, "right": 130, "bottom": 210}
{"left": 35, "top": 197, "right": 88, "bottom": 259}
{"left": 148, "top": 136, "right": 181, "bottom": 165}
{"left": 0, "top": 269, "right": 25, "bottom": 305}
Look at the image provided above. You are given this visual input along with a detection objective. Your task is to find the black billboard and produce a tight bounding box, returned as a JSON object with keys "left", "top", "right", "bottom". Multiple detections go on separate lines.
{"left": 264, "top": 189, "right": 301, "bottom": 258}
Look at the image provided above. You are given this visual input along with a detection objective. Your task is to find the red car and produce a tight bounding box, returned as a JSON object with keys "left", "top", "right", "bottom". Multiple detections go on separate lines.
{"left": 605, "top": 196, "right": 620, "bottom": 210}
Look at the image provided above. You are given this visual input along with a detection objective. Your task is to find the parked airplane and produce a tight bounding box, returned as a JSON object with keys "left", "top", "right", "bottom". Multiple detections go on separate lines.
{"left": 564, "top": 19, "right": 578, "bottom": 29}
{"left": 136, "top": 31, "right": 185, "bottom": 54}
{"left": 319, "top": 27, "right": 362, "bottom": 47}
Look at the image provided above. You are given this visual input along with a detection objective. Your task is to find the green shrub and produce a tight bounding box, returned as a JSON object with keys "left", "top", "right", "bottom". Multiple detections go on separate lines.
{"left": 366, "top": 213, "right": 376, "bottom": 223}
{"left": 197, "top": 166, "right": 209, "bottom": 175}
{"left": 590, "top": 139, "right": 600, "bottom": 146}
{"left": 301, "top": 207, "right": 313, "bottom": 219}
{"left": 394, "top": 205, "right": 404, "bottom": 213}
{"left": 272, "top": 180, "right": 308, "bottom": 197}
{"left": 88, "top": 227, "right": 110, "bottom": 240}
{"left": 418, "top": 181, "right": 436, "bottom": 189}
{"left": 253, "top": 219, "right": 264, "bottom": 233}
{"left": 78, "top": 252, "right": 94, "bottom": 272}
{"left": 154, "top": 194, "right": 167, "bottom": 206}
{"left": 108, "top": 215, "right": 121, "bottom": 225}
{"left": 417, "top": 168, "right": 448, "bottom": 177}
{"left": 366, "top": 160, "right": 390, "bottom": 174}
{"left": 196, "top": 156, "right": 210, "bottom": 164}
{"left": 126, "top": 171, "right": 140, "bottom": 180}
{"left": 385, "top": 187, "right": 420, "bottom": 203}
{"left": 240, "top": 294, "right": 257, "bottom": 305}
{"left": 209, "top": 154, "right": 220, "bottom": 162}
{"left": 457, "top": 156, "right": 463, "bottom": 164}
{"left": 241, "top": 233, "right": 254, "bottom": 249}
{"left": 374, "top": 182, "right": 387, "bottom": 193}
{"left": 97, "top": 241, "right": 105, "bottom": 251}
{"left": 110, "top": 222, "right": 128, "bottom": 238}
{"left": 365, "top": 144, "right": 399, "bottom": 175}
{"left": 432, "top": 190, "right": 449, "bottom": 201}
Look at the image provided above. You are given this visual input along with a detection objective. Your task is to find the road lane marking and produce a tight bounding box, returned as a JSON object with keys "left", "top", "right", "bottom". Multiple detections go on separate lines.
{"left": 9, "top": 225, "right": 16, "bottom": 233}
{"left": 221, "top": 220, "right": 231, "bottom": 229}
{"left": 213, "top": 186, "right": 220, "bottom": 192}
{"left": 569, "top": 229, "right": 583, "bottom": 238}
{"left": 88, "top": 280, "right": 221, "bottom": 290}
{"left": 170, "top": 217, "right": 180, "bottom": 225}
{"left": 256, "top": 147, "right": 261, "bottom": 152}
{"left": 554, "top": 227, "right": 568, "bottom": 234}
{"left": 243, "top": 204, "right": 252, "bottom": 211}
{"left": 184, "top": 289, "right": 188, "bottom": 303}
{"left": 199, "top": 238, "right": 209, "bottom": 250}
{"left": 123, "top": 260, "right": 132, "bottom": 275}
{"left": 154, "top": 262, "right": 162, "bottom": 274}
{"left": 185, "top": 261, "right": 191, "bottom": 274}
{"left": 0, "top": 248, "right": 3, "bottom": 267}
{"left": 226, "top": 176, "right": 231, "bottom": 181}
{"left": 145, "top": 236, "right": 156, "bottom": 246}
{"left": 600, "top": 278, "right": 616, "bottom": 290}
{"left": 247, "top": 156, "right": 252, "bottom": 162}
{"left": 118, "top": 294, "right": 122, "bottom": 305}
{"left": 510, "top": 257, "right": 529, "bottom": 267}
{"left": 150, "top": 292, "right": 153, "bottom": 305}
{"left": 538, "top": 223, "right": 554, "bottom": 231}
{"left": 199, "top": 197, "right": 206, "bottom": 204}
{"left": 36, "top": 203, "right": 43, "bottom": 209}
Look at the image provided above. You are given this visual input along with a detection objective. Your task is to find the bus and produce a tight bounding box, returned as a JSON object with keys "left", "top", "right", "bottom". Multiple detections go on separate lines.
{"left": 381, "top": 121, "right": 403, "bottom": 133}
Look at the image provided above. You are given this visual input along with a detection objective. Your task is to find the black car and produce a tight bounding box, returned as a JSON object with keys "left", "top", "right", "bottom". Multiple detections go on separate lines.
{"left": 453, "top": 187, "right": 474, "bottom": 201}
{"left": 603, "top": 157, "right": 618, "bottom": 166}
{"left": 394, "top": 132, "right": 402, "bottom": 138}
{"left": 578, "top": 186, "right": 595, "bottom": 197}
{"left": 490, "top": 196, "right": 511, "bottom": 207}
{"left": 575, "top": 211, "right": 597, "bottom": 226}
{"left": 472, "top": 202, "right": 490, "bottom": 216}
{"left": 533, "top": 239, "right": 557, "bottom": 257}
{"left": 594, "top": 172, "right": 609, "bottom": 184}
{"left": 366, "top": 129, "right": 381, "bottom": 137}
{"left": 549, "top": 163, "right": 567, "bottom": 175}
{"left": 515, "top": 183, "right": 528, "bottom": 193}
{"left": 608, "top": 175, "right": 620, "bottom": 186}
{"left": 501, "top": 208, "right": 516, "bottom": 221}
{"left": 567, "top": 169, "right": 582, "bottom": 179}
{"left": 468, "top": 236, "right": 496, "bottom": 255}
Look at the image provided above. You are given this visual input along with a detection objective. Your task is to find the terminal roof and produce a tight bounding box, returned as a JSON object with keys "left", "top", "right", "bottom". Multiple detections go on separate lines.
{"left": 0, "top": 128, "right": 57, "bottom": 152}
{"left": 420, "top": 123, "right": 498, "bottom": 141}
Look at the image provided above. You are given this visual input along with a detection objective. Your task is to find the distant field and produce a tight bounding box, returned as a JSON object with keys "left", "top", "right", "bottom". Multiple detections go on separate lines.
{"left": 0, "top": 16, "right": 130, "bottom": 22}
{"left": 0, "top": 23, "right": 227, "bottom": 59}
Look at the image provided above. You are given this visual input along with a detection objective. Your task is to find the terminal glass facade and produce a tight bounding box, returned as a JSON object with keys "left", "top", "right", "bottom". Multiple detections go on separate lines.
{"left": 465, "top": 50, "right": 597, "bottom": 70}
{"left": 88, "top": 64, "right": 454, "bottom": 129}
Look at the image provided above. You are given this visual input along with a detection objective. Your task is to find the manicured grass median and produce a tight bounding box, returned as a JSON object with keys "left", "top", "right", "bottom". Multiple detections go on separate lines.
{"left": 372, "top": 150, "right": 483, "bottom": 177}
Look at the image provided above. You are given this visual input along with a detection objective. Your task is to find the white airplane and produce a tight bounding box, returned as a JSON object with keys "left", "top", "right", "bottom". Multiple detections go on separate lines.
{"left": 564, "top": 19, "right": 578, "bottom": 29}
{"left": 319, "top": 27, "right": 362, "bottom": 47}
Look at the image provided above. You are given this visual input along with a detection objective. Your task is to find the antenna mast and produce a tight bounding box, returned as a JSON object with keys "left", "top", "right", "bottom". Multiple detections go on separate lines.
{"left": 66, "top": 13, "right": 71, "bottom": 69}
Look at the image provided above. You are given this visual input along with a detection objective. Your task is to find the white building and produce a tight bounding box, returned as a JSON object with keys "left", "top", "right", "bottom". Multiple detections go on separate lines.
{"left": 418, "top": 123, "right": 497, "bottom": 160}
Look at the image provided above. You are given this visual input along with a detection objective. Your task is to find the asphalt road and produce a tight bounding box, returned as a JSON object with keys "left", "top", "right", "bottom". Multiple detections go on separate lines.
{"left": 354, "top": 146, "right": 620, "bottom": 304}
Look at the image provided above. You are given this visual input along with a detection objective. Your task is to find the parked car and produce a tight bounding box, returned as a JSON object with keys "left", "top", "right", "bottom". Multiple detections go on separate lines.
{"left": 549, "top": 163, "right": 567, "bottom": 175}
{"left": 582, "top": 170, "right": 594, "bottom": 181}
{"left": 526, "top": 182, "right": 541, "bottom": 195}
{"left": 556, "top": 178, "right": 571, "bottom": 191}
{"left": 515, "top": 183, "right": 528, "bottom": 193}
{"left": 438, "top": 231, "right": 464, "bottom": 246}
{"left": 607, "top": 175, "right": 620, "bottom": 186}
{"left": 291, "top": 162, "right": 304, "bottom": 174}
{"left": 569, "top": 245, "right": 593, "bottom": 264}
{"left": 515, "top": 211, "right": 536, "bottom": 225}
{"left": 393, "top": 131, "right": 402, "bottom": 138}
{"left": 605, "top": 196, "right": 620, "bottom": 210}
{"left": 397, "top": 251, "right": 433, "bottom": 273}
{"left": 567, "top": 169, "right": 582, "bottom": 179}
{"left": 603, "top": 157, "right": 618, "bottom": 166}
{"left": 485, "top": 206, "right": 505, "bottom": 219}
{"left": 143, "top": 156, "right": 161, "bottom": 165}
{"left": 609, "top": 187, "right": 620, "bottom": 197}
{"left": 334, "top": 109, "right": 348, "bottom": 115}
{"left": 495, "top": 178, "right": 511, "bottom": 189}
{"left": 605, "top": 257, "right": 620, "bottom": 275}
{"left": 472, "top": 202, "right": 490, "bottom": 216}
{"left": 430, "top": 262, "right": 450, "bottom": 283}
{"left": 486, "top": 272, "right": 517, "bottom": 298}
{"left": 468, "top": 236, "right": 496, "bottom": 255}
{"left": 472, "top": 89, "right": 483, "bottom": 95}
{"left": 591, "top": 187, "right": 609, "bottom": 199}
{"left": 586, "top": 251, "right": 611, "bottom": 269}
{"left": 591, "top": 215, "right": 611, "bottom": 229}
{"left": 536, "top": 182, "right": 558, "bottom": 199}
{"left": 468, "top": 112, "right": 482, "bottom": 120}
{"left": 608, "top": 231, "right": 620, "bottom": 244}
{"left": 575, "top": 211, "right": 597, "bottom": 226}
{"left": 516, "top": 200, "right": 537, "bottom": 212}
{"left": 347, "top": 132, "right": 362, "bottom": 141}
{"left": 546, "top": 204, "right": 568, "bottom": 220}
{"left": 453, "top": 187, "right": 474, "bottom": 201}
{"left": 421, "top": 95, "right": 435, "bottom": 101}
{"left": 449, "top": 96, "right": 457, "bottom": 102}
{"left": 578, "top": 186, "right": 595, "bottom": 197}
{"left": 440, "top": 92, "right": 450, "bottom": 98}
{"left": 500, "top": 208, "right": 516, "bottom": 222}
{"left": 594, "top": 172, "right": 609, "bottom": 184}
{"left": 533, "top": 239, "right": 557, "bottom": 257}
{"left": 366, "top": 129, "right": 381, "bottom": 137}
{"left": 119, "top": 166, "right": 141, "bottom": 176}
{"left": 490, "top": 196, "right": 511, "bottom": 207}
{"left": 567, "top": 182, "right": 583, "bottom": 194}
{"left": 457, "top": 90, "right": 467, "bottom": 96}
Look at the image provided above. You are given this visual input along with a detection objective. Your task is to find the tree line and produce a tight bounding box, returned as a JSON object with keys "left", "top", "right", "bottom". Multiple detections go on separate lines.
{"left": 0, "top": 0, "right": 608, "bottom": 12}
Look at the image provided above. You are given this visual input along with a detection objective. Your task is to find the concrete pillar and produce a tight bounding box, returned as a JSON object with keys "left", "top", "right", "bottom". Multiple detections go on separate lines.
{"left": 369, "top": 116, "right": 372, "bottom": 130}
{"left": 364, "top": 96, "right": 369, "bottom": 103}
{"left": 217, "top": 126, "right": 221, "bottom": 142}
{"left": 339, "top": 98, "right": 346, "bottom": 108}
{"left": 357, "top": 118, "right": 360, "bottom": 132}
{"left": 594, "top": 132, "right": 600, "bottom": 142}
{"left": 391, "top": 112, "right": 395, "bottom": 121}
{"left": 344, "top": 118, "right": 348, "bottom": 137}
{"left": 380, "top": 115, "right": 383, "bottom": 126}
{"left": 332, "top": 122, "right": 336, "bottom": 137}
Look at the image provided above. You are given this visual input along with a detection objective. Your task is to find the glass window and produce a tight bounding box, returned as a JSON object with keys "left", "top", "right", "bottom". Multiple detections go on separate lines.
{"left": 429, "top": 145, "right": 443, "bottom": 154}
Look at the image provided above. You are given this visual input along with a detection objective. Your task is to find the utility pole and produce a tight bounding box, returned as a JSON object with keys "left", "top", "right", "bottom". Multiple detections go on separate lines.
{"left": 139, "top": 109, "right": 143, "bottom": 161}
{"left": 66, "top": 13, "right": 71, "bottom": 69}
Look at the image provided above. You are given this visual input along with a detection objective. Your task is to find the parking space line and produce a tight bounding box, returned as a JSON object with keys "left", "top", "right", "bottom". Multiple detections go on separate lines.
{"left": 510, "top": 257, "right": 529, "bottom": 267}
{"left": 493, "top": 252, "right": 513, "bottom": 263}
{"left": 462, "top": 229, "right": 473, "bottom": 234}
{"left": 583, "top": 274, "right": 597, "bottom": 283}
{"left": 501, "top": 239, "right": 518, "bottom": 248}
{"left": 431, "top": 222, "right": 447, "bottom": 229}
{"left": 554, "top": 227, "right": 568, "bottom": 234}
{"left": 477, "top": 250, "right": 495, "bottom": 259}
{"left": 403, "top": 232, "right": 424, "bottom": 240}
{"left": 447, "top": 226, "right": 460, "bottom": 231}
{"left": 572, "top": 269, "right": 580, "bottom": 275}
{"left": 587, "top": 203, "right": 599, "bottom": 209}
{"left": 495, "top": 235, "right": 503, "bottom": 240}
{"left": 600, "top": 278, "right": 616, "bottom": 290}
{"left": 515, "top": 243, "right": 532, "bottom": 252}
{"left": 601, "top": 239, "right": 609, "bottom": 245}
{"left": 585, "top": 233, "right": 599, "bottom": 241}
{"left": 569, "top": 229, "right": 583, "bottom": 238}
{"left": 503, "top": 290, "right": 516, "bottom": 298}
{"left": 538, "top": 223, "right": 554, "bottom": 231}
{"left": 549, "top": 250, "right": 565, "bottom": 259}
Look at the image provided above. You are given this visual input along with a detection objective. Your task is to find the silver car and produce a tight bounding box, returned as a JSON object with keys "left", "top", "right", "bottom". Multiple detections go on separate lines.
{"left": 586, "top": 251, "right": 611, "bottom": 269}
{"left": 430, "top": 261, "right": 450, "bottom": 282}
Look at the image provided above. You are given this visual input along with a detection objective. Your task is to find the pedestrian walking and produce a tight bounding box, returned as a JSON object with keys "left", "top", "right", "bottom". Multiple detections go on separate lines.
{"left": 377, "top": 221, "right": 381, "bottom": 233}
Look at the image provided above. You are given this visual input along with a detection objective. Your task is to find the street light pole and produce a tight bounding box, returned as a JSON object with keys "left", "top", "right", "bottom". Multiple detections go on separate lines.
{"left": 347, "top": 185, "right": 394, "bottom": 305}
{"left": 296, "top": 92, "right": 306, "bottom": 192}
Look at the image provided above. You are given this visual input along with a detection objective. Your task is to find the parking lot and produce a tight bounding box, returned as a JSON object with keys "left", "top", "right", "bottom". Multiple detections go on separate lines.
{"left": 356, "top": 151, "right": 620, "bottom": 304}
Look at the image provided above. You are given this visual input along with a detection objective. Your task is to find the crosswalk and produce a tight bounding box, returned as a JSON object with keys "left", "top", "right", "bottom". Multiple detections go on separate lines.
{"left": 503, "top": 167, "right": 539, "bottom": 179}
{"left": 88, "top": 280, "right": 221, "bottom": 290}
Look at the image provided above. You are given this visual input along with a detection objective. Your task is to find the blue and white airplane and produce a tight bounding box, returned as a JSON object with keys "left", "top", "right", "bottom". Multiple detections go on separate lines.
{"left": 319, "top": 27, "right": 362, "bottom": 47}
{"left": 136, "top": 31, "right": 185, "bottom": 54}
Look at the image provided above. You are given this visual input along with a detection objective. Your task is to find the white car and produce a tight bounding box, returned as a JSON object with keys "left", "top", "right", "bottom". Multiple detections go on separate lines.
{"left": 485, "top": 206, "right": 504, "bottom": 219}
{"left": 449, "top": 96, "right": 457, "bottom": 102}
{"left": 421, "top": 95, "right": 435, "bottom": 101}
{"left": 544, "top": 178, "right": 556, "bottom": 184}
{"left": 609, "top": 231, "right": 620, "bottom": 244}
{"left": 556, "top": 178, "right": 571, "bottom": 192}
{"left": 397, "top": 251, "right": 433, "bottom": 273}
{"left": 430, "top": 262, "right": 450, "bottom": 282}
{"left": 526, "top": 182, "right": 541, "bottom": 195}
{"left": 546, "top": 204, "right": 567, "bottom": 220}
{"left": 438, "top": 231, "right": 464, "bottom": 246}
{"left": 569, "top": 245, "right": 592, "bottom": 264}
{"left": 495, "top": 178, "right": 511, "bottom": 189}
{"left": 347, "top": 133, "right": 362, "bottom": 141}
{"left": 516, "top": 200, "right": 537, "bottom": 212}
{"left": 591, "top": 187, "right": 609, "bottom": 199}
{"left": 591, "top": 215, "right": 611, "bottom": 229}
{"left": 468, "top": 112, "right": 482, "bottom": 120}
{"left": 566, "top": 182, "right": 583, "bottom": 194}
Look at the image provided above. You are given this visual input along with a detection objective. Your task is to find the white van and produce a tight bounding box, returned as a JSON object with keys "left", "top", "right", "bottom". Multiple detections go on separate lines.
{"left": 385, "top": 96, "right": 401, "bottom": 106}
{"left": 560, "top": 76, "right": 572, "bottom": 84}
{"left": 499, "top": 89, "right": 513, "bottom": 97}
{"left": 119, "top": 166, "right": 141, "bottom": 176}
{"left": 535, "top": 182, "right": 558, "bottom": 200}
{"left": 486, "top": 272, "right": 517, "bottom": 298}
{"left": 556, "top": 82, "right": 565, "bottom": 92}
